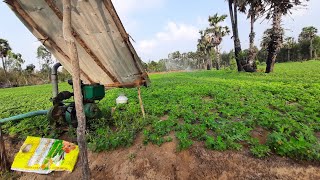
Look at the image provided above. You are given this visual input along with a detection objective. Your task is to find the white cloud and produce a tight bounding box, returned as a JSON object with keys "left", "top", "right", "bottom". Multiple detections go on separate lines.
{"left": 136, "top": 21, "right": 199, "bottom": 61}
{"left": 112, "top": 0, "right": 167, "bottom": 40}
{"left": 138, "top": 39, "right": 157, "bottom": 54}
{"left": 155, "top": 22, "right": 198, "bottom": 41}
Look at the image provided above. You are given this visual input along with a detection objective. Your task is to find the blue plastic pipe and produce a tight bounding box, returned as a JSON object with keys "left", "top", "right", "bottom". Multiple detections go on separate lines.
{"left": 0, "top": 110, "right": 48, "bottom": 124}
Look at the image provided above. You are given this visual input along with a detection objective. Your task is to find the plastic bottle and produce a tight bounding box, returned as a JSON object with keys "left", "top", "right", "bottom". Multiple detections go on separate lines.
{"left": 116, "top": 94, "right": 128, "bottom": 104}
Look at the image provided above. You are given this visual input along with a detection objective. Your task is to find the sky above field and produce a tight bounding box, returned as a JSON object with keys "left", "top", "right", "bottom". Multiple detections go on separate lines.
{"left": 0, "top": 0, "right": 319, "bottom": 67}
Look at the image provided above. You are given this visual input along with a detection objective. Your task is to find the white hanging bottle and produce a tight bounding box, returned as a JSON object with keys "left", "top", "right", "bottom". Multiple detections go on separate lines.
{"left": 116, "top": 93, "right": 128, "bottom": 104}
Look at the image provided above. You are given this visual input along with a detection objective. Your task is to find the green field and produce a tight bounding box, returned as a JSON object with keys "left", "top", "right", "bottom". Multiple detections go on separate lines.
{"left": 0, "top": 61, "right": 320, "bottom": 160}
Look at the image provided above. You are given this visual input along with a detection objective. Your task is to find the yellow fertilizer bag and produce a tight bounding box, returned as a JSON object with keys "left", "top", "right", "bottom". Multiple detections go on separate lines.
{"left": 11, "top": 136, "right": 79, "bottom": 174}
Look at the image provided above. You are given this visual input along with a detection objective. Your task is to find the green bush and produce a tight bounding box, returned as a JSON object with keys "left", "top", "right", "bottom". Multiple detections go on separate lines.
{"left": 250, "top": 145, "right": 271, "bottom": 158}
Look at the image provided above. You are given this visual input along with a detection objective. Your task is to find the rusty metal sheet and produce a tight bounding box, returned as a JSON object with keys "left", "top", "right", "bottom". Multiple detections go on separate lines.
{"left": 6, "top": 0, "right": 150, "bottom": 87}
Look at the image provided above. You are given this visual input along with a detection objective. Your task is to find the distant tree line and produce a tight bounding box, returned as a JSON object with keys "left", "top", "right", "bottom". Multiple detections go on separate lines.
{"left": 0, "top": 39, "right": 70, "bottom": 88}
{"left": 145, "top": 0, "right": 320, "bottom": 73}
{"left": 145, "top": 0, "right": 317, "bottom": 73}
{"left": 232, "top": 26, "right": 320, "bottom": 65}
{"left": 144, "top": 25, "right": 319, "bottom": 73}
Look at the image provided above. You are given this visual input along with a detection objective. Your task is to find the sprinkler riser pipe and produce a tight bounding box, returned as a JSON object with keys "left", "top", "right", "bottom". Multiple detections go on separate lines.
{"left": 52, "top": 63, "right": 62, "bottom": 98}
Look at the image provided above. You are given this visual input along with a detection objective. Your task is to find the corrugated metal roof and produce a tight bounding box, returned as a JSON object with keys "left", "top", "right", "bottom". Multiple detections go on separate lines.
{"left": 6, "top": 0, "right": 150, "bottom": 88}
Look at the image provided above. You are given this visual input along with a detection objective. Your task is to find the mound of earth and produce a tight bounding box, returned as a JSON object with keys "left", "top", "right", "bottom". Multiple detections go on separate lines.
{"left": 3, "top": 135, "right": 320, "bottom": 180}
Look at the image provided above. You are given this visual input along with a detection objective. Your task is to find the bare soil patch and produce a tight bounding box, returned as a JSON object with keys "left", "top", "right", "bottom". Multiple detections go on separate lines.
{"left": 202, "top": 96, "right": 214, "bottom": 102}
{"left": 251, "top": 126, "right": 269, "bottom": 145}
{"left": 160, "top": 114, "right": 169, "bottom": 121}
{"left": 2, "top": 134, "right": 320, "bottom": 180}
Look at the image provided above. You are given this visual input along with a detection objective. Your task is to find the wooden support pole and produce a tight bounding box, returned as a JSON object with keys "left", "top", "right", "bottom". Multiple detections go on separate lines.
{"left": 0, "top": 126, "right": 9, "bottom": 172}
{"left": 62, "top": 0, "right": 90, "bottom": 179}
{"left": 138, "top": 86, "right": 146, "bottom": 118}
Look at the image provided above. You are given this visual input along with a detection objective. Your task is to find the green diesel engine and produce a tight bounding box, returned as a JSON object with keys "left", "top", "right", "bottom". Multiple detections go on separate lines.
{"left": 47, "top": 63, "right": 105, "bottom": 127}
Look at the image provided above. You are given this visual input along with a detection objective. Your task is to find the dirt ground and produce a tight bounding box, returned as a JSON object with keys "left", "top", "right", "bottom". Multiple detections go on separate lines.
{"left": 2, "top": 135, "right": 320, "bottom": 180}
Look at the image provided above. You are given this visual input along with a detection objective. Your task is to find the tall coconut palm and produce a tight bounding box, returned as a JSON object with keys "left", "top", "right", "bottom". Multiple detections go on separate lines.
{"left": 284, "top": 37, "right": 295, "bottom": 62}
{"left": 264, "top": 0, "right": 309, "bottom": 73}
{"left": 299, "top": 26, "right": 318, "bottom": 60}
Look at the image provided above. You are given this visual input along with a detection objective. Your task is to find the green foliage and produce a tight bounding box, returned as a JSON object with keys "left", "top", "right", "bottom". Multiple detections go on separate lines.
{"left": 250, "top": 145, "right": 271, "bottom": 158}
{"left": 228, "top": 58, "right": 237, "bottom": 70}
{"left": 205, "top": 136, "right": 227, "bottom": 151}
{"left": 176, "top": 131, "right": 193, "bottom": 151}
{"left": 0, "top": 61, "right": 320, "bottom": 160}
{"left": 299, "top": 26, "right": 318, "bottom": 42}
{"left": 146, "top": 60, "right": 166, "bottom": 72}
{"left": 143, "top": 119, "right": 176, "bottom": 146}
{"left": 267, "top": 130, "right": 320, "bottom": 160}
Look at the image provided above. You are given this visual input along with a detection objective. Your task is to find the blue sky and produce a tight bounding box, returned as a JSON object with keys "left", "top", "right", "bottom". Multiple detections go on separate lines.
{"left": 0, "top": 0, "right": 319, "bottom": 67}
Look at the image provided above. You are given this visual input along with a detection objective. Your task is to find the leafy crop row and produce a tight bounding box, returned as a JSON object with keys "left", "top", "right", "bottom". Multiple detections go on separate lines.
{"left": 0, "top": 61, "right": 319, "bottom": 160}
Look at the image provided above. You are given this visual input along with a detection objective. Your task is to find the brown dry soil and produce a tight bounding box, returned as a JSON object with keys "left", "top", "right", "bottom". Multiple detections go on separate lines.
{"left": 2, "top": 135, "right": 320, "bottom": 180}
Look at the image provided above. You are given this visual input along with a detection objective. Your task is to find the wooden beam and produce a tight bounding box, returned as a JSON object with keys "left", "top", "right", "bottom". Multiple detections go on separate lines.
{"left": 138, "top": 86, "right": 146, "bottom": 118}
{"left": 62, "top": 0, "right": 90, "bottom": 179}
{"left": 0, "top": 126, "right": 9, "bottom": 172}
{"left": 105, "top": 79, "right": 146, "bottom": 88}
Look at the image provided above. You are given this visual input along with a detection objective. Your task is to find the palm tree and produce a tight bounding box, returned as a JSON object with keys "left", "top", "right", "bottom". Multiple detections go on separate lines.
{"left": 283, "top": 37, "right": 295, "bottom": 62}
{"left": 264, "top": 0, "right": 309, "bottom": 73}
{"left": 299, "top": 26, "right": 318, "bottom": 60}
{"left": 261, "top": 29, "right": 273, "bottom": 50}
{"left": 197, "top": 31, "right": 213, "bottom": 70}
{"left": 207, "top": 14, "right": 230, "bottom": 70}
{"left": 198, "top": 14, "right": 230, "bottom": 70}
{"left": 227, "top": 0, "right": 243, "bottom": 72}
{"left": 238, "top": 0, "right": 263, "bottom": 71}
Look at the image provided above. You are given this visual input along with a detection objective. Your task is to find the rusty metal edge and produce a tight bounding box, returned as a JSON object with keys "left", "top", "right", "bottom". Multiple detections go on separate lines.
{"left": 6, "top": 0, "right": 94, "bottom": 84}
{"left": 103, "top": 0, "right": 150, "bottom": 85}
{"left": 44, "top": 0, "right": 119, "bottom": 83}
